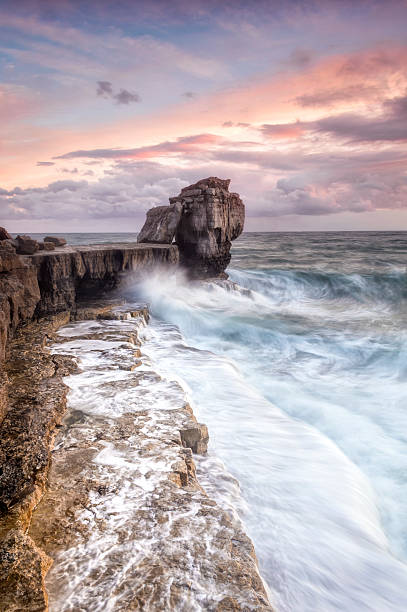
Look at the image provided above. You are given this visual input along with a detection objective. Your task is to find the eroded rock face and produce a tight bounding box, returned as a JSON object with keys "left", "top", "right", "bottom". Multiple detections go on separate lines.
{"left": 137, "top": 202, "right": 183, "bottom": 244}
{"left": 137, "top": 177, "right": 245, "bottom": 278}
{"left": 0, "top": 246, "right": 40, "bottom": 362}
{"left": 175, "top": 177, "right": 245, "bottom": 278}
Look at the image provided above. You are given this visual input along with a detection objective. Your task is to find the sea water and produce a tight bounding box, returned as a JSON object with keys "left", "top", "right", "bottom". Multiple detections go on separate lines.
{"left": 129, "top": 231, "right": 407, "bottom": 612}
{"left": 32, "top": 231, "right": 407, "bottom": 611}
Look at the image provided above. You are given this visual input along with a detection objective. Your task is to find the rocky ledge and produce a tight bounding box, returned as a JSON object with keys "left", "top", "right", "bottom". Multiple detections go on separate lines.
{"left": 0, "top": 240, "right": 178, "bottom": 361}
{"left": 0, "top": 305, "right": 272, "bottom": 611}
{"left": 0, "top": 179, "right": 267, "bottom": 611}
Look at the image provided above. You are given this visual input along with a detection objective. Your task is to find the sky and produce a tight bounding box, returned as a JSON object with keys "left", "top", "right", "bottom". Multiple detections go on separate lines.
{"left": 0, "top": 0, "right": 406, "bottom": 232}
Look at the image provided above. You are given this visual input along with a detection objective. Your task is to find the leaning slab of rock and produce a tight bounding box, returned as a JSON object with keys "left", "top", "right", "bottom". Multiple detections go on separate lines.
{"left": 137, "top": 201, "right": 183, "bottom": 244}
{"left": 44, "top": 236, "right": 67, "bottom": 247}
{"left": 0, "top": 227, "right": 12, "bottom": 241}
{"left": 15, "top": 235, "right": 39, "bottom": 255}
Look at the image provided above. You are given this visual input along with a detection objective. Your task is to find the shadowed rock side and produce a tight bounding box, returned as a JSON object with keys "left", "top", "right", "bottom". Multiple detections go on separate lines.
{"left": 138, "top": 177, "right": 245, "bottom": 278}
{"left": 0, "top": 241, "right": 178, "bottom": 360}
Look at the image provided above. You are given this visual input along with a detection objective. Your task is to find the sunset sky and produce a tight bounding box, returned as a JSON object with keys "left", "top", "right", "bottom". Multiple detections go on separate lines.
{"left": 1, "top": 0, "right": 406, "bottom": 232}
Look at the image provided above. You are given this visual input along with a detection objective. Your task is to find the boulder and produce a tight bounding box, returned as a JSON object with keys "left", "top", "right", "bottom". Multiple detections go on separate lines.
{"left": 0, "top": 227, "right": 12, "bottom": 241}
{"left": 38, "top": 241, "right": 56, "bottom": 251}
{"left": 44, "top": 236, "right": 67, "bottom": 247}
{"left": 137, "top": 202, "right": 183, "bottom": 244}
{"left": 15, "top": 235, "right": 39, "bottom": 255}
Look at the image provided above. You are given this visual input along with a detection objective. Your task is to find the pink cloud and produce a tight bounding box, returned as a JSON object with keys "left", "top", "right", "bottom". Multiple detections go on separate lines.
{"left": 54, "top": 134, "right": 223, "bottom": 160}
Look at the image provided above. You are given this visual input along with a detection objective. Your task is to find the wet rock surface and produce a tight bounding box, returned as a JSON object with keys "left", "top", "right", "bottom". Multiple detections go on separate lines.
{"left": 0, "top": 244, "right": 40, "bottom": 362}
{"left": 28, "top": 310, "right": 271, "bottom": 611}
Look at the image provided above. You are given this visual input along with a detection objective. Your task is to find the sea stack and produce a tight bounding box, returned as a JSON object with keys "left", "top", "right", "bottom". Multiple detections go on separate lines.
{"left": 138, "top": 177, "right": 245, "bottom": 278}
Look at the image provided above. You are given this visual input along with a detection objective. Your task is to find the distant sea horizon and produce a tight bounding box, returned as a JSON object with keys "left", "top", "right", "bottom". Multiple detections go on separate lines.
{"left": 9, "top": 229, "right": 407, "bottom": 244}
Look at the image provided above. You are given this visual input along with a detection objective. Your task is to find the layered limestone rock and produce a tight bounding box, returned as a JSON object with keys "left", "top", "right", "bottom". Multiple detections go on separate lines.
{"left": 32, "top": 243, "right": 179, "bottom": 316}
{"left": 15, "top": 235, "right": 40, "bottom": 255}
{"left": 138, "top": 177, "right": 245, "bottom": 278}
{"left": 0, "top": 241, "right": 40, "bottom": 363}
{"left": 137, "top": 202, "right": 183, "bottom": 244}
{"left": 0, "top": 314, "right": 73, "bottom": 611}
{"left": 175, "top": 177, "right": 245, "bottom": 278}
{"left": 0, "top": 227, "right": 12, "bottom": 240}
{"left": 0, "top": 241, "right": 178, "bottom": 359}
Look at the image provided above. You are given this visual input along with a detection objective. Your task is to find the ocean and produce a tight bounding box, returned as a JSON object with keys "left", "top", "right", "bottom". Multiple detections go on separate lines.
{"left": 34, "top": 231, "right": 407, "bottom": 610}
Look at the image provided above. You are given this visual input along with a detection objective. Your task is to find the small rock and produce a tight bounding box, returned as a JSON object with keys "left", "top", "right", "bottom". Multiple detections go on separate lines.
{"left": 180, "top": 423, "right": 209, "bottom": 455}
{"left": 42, "top": 242, "right": 56, "bottom": 251}
{"left": 0, "top": 227, "right": 12, "bottom": 240}
{"left": 44, "top": 236, "right": 67, "bottom": 247}
{"left": 15, "top": 235, "right": 39, "bottom": 255}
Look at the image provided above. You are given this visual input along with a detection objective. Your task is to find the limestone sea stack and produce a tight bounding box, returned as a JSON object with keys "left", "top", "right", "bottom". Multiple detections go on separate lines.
{"left": 138, "top": 177, "right": 245, "bottom": 278}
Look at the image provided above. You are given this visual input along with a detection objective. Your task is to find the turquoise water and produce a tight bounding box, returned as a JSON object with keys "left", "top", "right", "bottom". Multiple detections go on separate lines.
{"left": 132, "top": 232, "right": 407, "bottom": 611}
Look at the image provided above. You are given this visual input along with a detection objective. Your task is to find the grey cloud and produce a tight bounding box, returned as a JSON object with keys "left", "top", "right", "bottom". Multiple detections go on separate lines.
{"left": 383, "top": 92, "right": 407, "bottom": 119}
{"left": 36, "top": 161, "right": 55, "bottom": 166}
{"left": 113, "top": 89, "right": 140, "bottom": 104}
{"left": 182, "top": 91, "right": 196, "bottom": 98}
{"left": 96, "top": 80, "right": 113, "bottom": 97}
{"left": 261, "top": 92, "right": 407, "bottom": 143}
{"left": 315, "top": 113, "right": 407, "bottom": 142}
{"left": 222, "top": 121, "right": 234, "bottom": 127}
{"left": 287, "top": 48, "right": 313, "bottom": 68}
{"left": 0, "top": 163, "right": 190, "bottom": 221}
{"left": 296, "top": 84, "right": 379, "bottom": 108}
{"left": 97, "top": 81, "right": 140, "bottom": 105}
